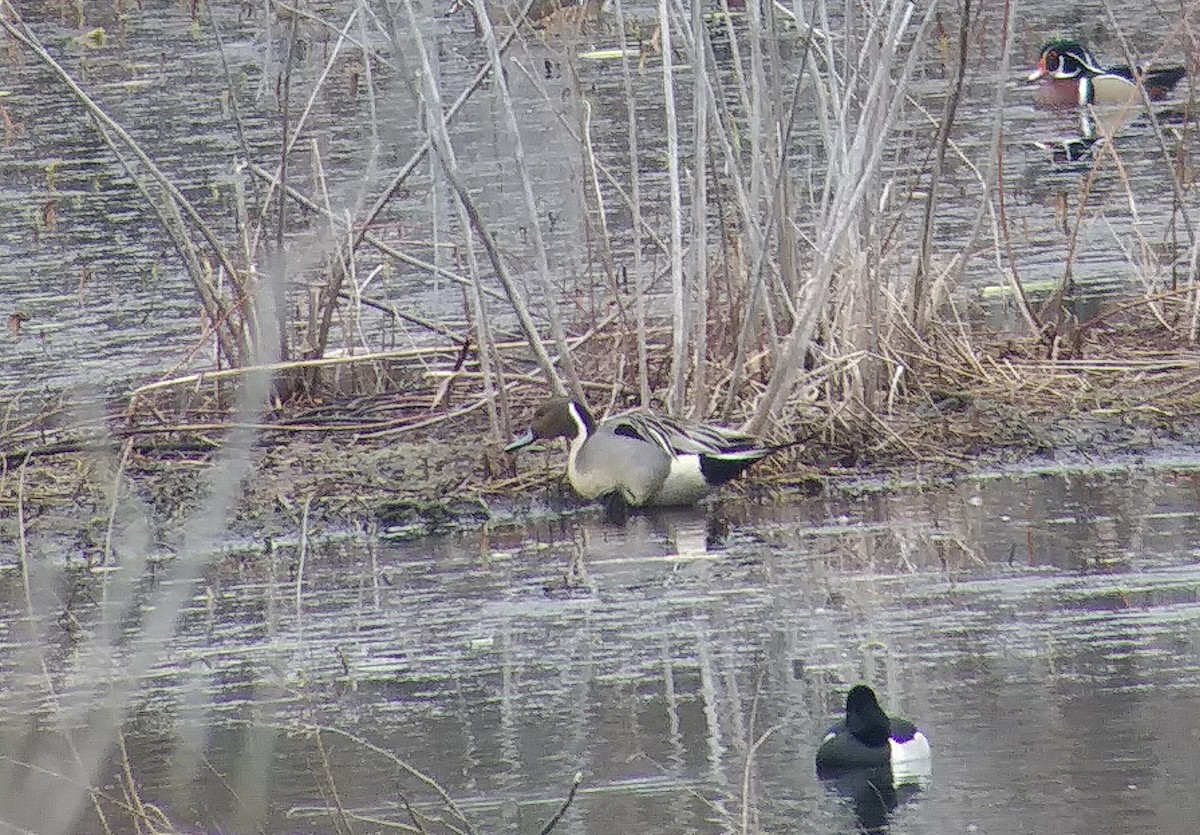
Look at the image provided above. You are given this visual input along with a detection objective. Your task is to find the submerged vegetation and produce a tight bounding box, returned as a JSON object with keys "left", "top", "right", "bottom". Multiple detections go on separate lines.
{"left": 2, "top": 0, "right": 1200, "bottom": 828}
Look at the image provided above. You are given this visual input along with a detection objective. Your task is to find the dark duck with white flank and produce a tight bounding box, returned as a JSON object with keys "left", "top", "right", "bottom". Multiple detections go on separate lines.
{"left": 815, "top": 684, "right": 931, "bottom": 781}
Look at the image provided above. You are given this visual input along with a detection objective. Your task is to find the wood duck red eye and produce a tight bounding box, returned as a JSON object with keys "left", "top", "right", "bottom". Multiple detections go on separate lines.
{"left": 1046, "top": 50, "right": 1060, "bottom": 71}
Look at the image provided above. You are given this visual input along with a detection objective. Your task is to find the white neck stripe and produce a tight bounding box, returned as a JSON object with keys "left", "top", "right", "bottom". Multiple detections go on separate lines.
{"left": 566, "top": 401, "right": 590, "bottom": 441}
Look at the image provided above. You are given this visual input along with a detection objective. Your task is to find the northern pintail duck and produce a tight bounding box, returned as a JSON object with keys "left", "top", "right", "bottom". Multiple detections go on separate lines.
{"left": 1027, "top": 39, "right": 1186, "bottom": 109}
{"left": 816, "top": 685, "right": 931, "bottom": 782}
{"left": 504, "top": 397, "right": 772, "bottom": 507}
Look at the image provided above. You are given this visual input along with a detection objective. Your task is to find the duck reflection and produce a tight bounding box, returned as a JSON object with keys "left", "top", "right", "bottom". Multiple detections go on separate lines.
{"left": 817, "top": 763, "right": 924, "bottom": 833}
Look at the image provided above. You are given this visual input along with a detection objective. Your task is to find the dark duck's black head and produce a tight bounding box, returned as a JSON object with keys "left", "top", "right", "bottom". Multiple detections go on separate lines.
{"left": 845, "top": 684, "right": 891, "bottom": 747}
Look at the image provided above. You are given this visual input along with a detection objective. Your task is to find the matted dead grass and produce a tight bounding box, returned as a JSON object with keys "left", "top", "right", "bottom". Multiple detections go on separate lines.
{"left": 3, "top": 306, "right": 1200, "bottom": 538}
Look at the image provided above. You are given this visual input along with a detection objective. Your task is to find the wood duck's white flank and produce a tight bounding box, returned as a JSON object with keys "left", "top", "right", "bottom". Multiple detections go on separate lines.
{"left": 815, "top": 684, "right": 931, "bottom": 783}
{"left": 504, "top": 397, "right": 773, "bottom": 507}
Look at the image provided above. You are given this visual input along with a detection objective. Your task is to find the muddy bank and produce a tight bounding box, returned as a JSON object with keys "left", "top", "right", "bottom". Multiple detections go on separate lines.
{"left": 3, "top": 373, "right": 1198, "bottom": 553}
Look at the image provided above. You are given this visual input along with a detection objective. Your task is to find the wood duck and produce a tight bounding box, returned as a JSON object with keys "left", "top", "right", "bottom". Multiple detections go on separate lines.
{"left": 1027, "top": 39, "right": 1187, "bottom": 110}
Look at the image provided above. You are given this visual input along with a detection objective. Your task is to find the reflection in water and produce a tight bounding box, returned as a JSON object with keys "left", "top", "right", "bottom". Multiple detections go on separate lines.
{"left": 818, "top": 766, "right": 924, "bottom": 834}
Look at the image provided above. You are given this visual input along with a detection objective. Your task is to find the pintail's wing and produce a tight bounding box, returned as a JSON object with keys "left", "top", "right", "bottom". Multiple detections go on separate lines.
{"left": 608, "top": 412, "right": 769, "bottom": 460}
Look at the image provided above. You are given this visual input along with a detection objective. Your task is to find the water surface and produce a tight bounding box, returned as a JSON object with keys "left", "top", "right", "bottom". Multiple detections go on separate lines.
{"left": 5, "top": 460, "right": 1200, "bottom": 831}
{"left": 1, "top": 0, "right": 1192, "bottom": 392}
